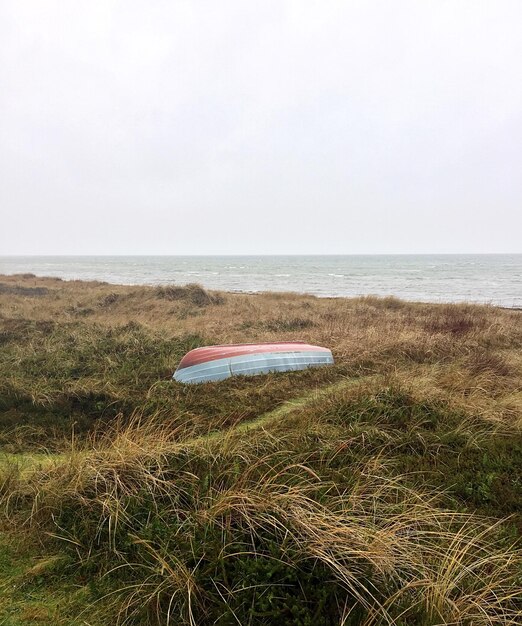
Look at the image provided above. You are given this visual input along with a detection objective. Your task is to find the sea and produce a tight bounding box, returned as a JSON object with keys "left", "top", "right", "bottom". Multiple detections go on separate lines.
{"left": 1, "top": 255, "right": 521, "bottom": 308}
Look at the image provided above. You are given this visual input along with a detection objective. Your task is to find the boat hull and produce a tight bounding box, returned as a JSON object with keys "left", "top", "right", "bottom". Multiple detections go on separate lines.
{"left": 173, "top": 342, "right": 334, "bottom": 384}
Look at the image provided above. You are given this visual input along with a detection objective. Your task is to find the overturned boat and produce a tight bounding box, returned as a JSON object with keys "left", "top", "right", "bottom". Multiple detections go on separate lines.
{"left": 173, "top": 341, "right": 334, "bottom": 384}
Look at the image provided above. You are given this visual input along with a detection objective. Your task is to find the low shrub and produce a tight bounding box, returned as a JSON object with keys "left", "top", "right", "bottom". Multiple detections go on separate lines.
{"left": 155, "top": 284, "right": 225, "bottom": 306}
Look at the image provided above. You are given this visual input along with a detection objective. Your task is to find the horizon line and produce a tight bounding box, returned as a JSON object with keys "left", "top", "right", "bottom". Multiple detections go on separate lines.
{"left": 1, "top": 252, "right": 521, "bottom": 258}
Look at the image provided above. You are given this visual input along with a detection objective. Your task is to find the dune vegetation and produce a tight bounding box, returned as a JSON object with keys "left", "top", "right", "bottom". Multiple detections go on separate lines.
{"left": 0, "top": 273, "right": 521, "bottom": 625}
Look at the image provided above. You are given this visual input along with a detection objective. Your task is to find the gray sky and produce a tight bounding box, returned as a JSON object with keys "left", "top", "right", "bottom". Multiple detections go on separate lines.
{"left": 1, "top": 0, "right": 521, "bottom": 255}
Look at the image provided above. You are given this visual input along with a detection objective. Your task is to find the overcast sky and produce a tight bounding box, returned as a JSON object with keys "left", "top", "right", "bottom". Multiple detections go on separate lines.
{"left": 1, "top": 1, "right": 521, "bottom": 255}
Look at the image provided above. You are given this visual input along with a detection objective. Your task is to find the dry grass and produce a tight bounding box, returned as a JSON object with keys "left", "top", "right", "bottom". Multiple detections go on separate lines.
{"left": 4, "top": 416, "right": 521, "bottom": 625}
{"left": 0, "top": 274, "right": 521, "bottom": 625}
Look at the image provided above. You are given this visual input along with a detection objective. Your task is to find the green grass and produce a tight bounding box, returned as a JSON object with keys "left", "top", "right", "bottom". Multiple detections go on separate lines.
{"left": 3, "top": 380, "right": 520, "bottom": 625}
{"left": 0, "top": 531, "right": 83, "bottom": 625}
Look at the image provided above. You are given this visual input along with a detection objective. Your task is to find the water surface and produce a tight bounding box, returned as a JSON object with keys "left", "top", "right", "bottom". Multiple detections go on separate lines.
{"left": 1, "top": 255, "right": 521, "bottom": 307}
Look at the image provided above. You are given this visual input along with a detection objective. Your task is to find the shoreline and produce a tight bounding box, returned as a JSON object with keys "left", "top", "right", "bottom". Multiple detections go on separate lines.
{"left": 1, "top": 271, "right": 521, "bottom": 309}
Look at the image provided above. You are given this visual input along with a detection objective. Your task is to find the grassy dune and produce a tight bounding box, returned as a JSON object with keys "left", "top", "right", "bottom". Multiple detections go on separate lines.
{"left": 0, "top": 273, "right": 521, "bottom": 625}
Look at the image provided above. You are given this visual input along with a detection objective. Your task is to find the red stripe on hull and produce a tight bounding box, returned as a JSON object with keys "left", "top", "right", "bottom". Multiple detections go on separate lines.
{"left": 177, "top": 342, "right": 330, "bottom": 370}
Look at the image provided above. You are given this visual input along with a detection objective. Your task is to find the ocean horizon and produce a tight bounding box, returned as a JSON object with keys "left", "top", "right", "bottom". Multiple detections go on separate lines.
{"left": 1, "top": 254, "right": 521, "bottom": 308}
